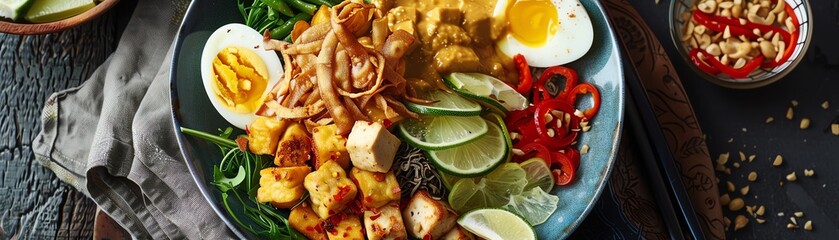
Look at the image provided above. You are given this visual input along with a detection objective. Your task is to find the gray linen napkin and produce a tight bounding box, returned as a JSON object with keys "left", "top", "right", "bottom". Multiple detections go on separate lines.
{"left": 31, "top": 0, "right": 235, "bottom": 239}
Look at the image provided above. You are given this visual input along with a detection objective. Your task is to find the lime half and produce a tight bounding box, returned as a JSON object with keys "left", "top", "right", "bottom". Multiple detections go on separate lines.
{"left": 444, "top": 72, "right": 529, "bottom": 113}
{"left": 520, "top": 158, "right": 554, "bottom": 192}
{"left": 502, "top": 187, "right": 559, "bottom": 226}
{"left": 398, "top": 115, "right": 488, "bottom": 150}
{"left": 405, "top": 90, "right": 482, "bottom": 116}
{"left": 458, "top": 208, "right": 536, "bottom": 240}
{"left": 447, "top": 163, "right": 526, "bottom": 213}
{"left": 25, "top": 0, "right": 95, "bottom": 23}
{"left": 427, "top": 120, "right": 508, "bottom": 176}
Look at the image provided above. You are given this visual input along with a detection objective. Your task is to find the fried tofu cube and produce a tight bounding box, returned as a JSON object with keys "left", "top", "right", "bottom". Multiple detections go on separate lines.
{"left": 346, "top": 121, "right": 400, "bottom": 173}
{"left": 325, "top": 214, "right": 364, "bottom": 240}
{"left": 289, "top": 203, "right": 328, "bottom": 240}
{"left": 442, "top": 226, "right": 475, "bottom": 240}
{"left": 349, "top": 168, "right": 401, "bottom": 208}
{"left": 305, "top": 161, "right": 358, "bottom": 219}
{"left": 256, "top": 166, "right": 310, "bottom": 208}
{"left": 247, "top": 117, "right": 289, "bottom": 155}
{"left": 313, "top": 124, "right": 351, "bottom": 169}
{"left": 275, "top": 123, "right": 312, "bottom": 167}
{"left": 363, "top": 203, "right": 408, "bottom": 240}
{"left": 402, "top": 190, "right": 458, "bottom": 239}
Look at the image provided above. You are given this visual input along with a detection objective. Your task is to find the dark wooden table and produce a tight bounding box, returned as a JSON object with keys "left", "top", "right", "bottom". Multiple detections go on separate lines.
{"left": 1, "top": 0, "right": 836, "bottom": 239}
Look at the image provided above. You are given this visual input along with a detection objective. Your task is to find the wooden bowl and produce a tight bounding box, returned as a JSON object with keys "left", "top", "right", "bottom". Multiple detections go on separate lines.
{"left": 0, "top": 0, "right": 120, "bottom": 35}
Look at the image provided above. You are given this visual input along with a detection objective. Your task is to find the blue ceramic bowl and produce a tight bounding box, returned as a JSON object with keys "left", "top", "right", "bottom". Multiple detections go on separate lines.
{"left": 170, "top": 0, "right": 624, "bottom": 239}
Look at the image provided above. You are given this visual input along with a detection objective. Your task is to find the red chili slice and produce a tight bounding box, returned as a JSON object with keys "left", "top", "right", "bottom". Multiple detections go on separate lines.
{"left": 566, "top": 82, "right": 601, "bottom": 120}
{"left": 517, "top": 143, "right": 552, "bottom": 164}
{"left": 689, "top": 48, "right": 721, "bottom": 75}
{"left": 513, "top": 54, "right": 534, "bottom": 95}
{"left": 533, "top": 99, "right": 579, "bottom": 149}
{"left": 550, "top": 152, "right": 576, "bottom": 186}
{"left": 535, "top": 66, "right": 578, "bottom": 103}
{"left": 564, "top": 147, "right": 581, "bottom": 171}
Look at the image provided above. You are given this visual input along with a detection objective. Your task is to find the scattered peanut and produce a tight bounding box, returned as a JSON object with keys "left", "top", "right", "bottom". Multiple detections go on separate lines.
{"left": 786, "top": 107, "right": 794, "bottom": 120}
{"left": 721, "top": 193, "right": 731, "bottom": 206}
{"left": 800, "top": 118, "right": 810, "bottom": 129}
{"left": 756, "top": 218, "right": 766, "bottom": 224}
{"left": 756, "top": 205, "right": 765, "bottom": 216}
{"left": 790, "top": 217, "right": 798, "bottom": 225}
{"left": 822, "top": 101, "right": 830, "bottom": 110}
{"left": 734, "top": 215, "right": 749, "bottom": 230}
{"left": 773, "top": 155, "right": 783, "bottom": 167}
{"left": 748, "top": 171, "right": 758, "bottom": 181}
{"left": 804, "top": 169, "right": 814, "bottom": 177}
{"left": 581, "top": 144, "right": 590, "bottom": 154}
{"left": 739, "top": 151, "right": 746, "bottom": 161}
{"left": 733, "top": 162, "right": 741, "bottom": 168}
{"left": 740, "top": 185, "right": 750, "bottom": 195}
{"left": 765, "top": 117, "right": 774, "bottom": 123}
{"left": 791, "top": 100, "right": 799, "bottom": 107}
{"left": 804, "top": 220, "right": 813, "bottom": 231}
{"left": 717, "top": 152, "right": 730, "bottom": 165}
{"left": 748, "top": 155, "right": 756, "bottom": 162}
{"left": 512, "top": 148, "right": 525, "bottom": 156}
{"left": 786, "top": 172, "right": 797, "bottom": 182}
{"left": 794, "top": 212, "right": 804, "bottom": 218}
{"left": 728, "top": 181, "right": 736, "bottom": 192}
{"left": 724, "top": 216, "right": 732, "bottom": 229}
{"left": 729, "top": 198, "right": 745, "bottom": 211}
{"left": 831, "top": 124, "right": 839, "bottom": 136}
{"left": 787, "top": 223, "right": 797, "bottom": 229}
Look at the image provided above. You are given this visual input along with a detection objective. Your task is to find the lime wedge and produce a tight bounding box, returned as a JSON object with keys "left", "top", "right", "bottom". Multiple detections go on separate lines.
{"left": 25, "top": 0, "right": 95, "bottom": 23}
{"left": 0, "top": 0, "right": 34, "bottom": 21}
{"left": 520, "top": 158, "right": 553, "bottom": 192}
{"left": 457, "top": 209, "right": 536, "bottom": 240}
{"left": 405, "top": 90, "right": 482, "bottom": 116}
{"left": 427, "top": 120, "right": 508, "bottom": 176}
{"left": 398, "top": 115, "right": 488, "bottom": 150}
{"left": 447, "top": 163, "right": 526, "bottom": 213}
{"left": 502, "top": 187, "right": 559, "bottom": 226}
{"left": 444, "top": 72, "right": 529, "bottom": 113}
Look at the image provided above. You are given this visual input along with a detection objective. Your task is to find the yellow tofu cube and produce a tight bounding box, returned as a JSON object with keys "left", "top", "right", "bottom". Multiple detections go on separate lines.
{"left": 325, "top": 214, "right": 364, "bottom": 240}
{"left": 247, "top": 117, "right": 289, "bottom": 155}
{"left": 349, "top": 168, "right": 401, "bottom": 208}
{"left": 403, "top": 190, "right": 458, "bottom": 239}
{"left": 275, "top": 123, "right": 312, "bottom": 167}
{"left": 289, "top": 203, "right": 328, "bottom": 240}
{"left": 312, "top": 124, "right": 351, "bottom": 169}
{"left": 441, "top": 226, "right": 475, "bottom": 240}
{"left": 363, "top": 203, "right": 408, "bottom": 240}
{"left": 256, "top": 166, "right": 310, "bottom": 209}
{"left": 304, "top": 161, "right": 358, "bottom": 219}
{"left": 346, "top": 121, "right": 401, "bottom": 173}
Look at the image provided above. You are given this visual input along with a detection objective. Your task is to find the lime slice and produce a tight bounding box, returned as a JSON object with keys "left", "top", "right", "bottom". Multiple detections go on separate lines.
{"left": 24, "top": 0, "right": 95, "bottom": 23}
{"left": 398, "top": 115, "right": 488, "bottom": 150}
{"left": 502, "top": 187, "right": 559, "bottom": 226}
{"left": 0, "top": 0, "right": 34, "bottom": 21}
{"left": 444, "top": 72, "right": 529, "bottom": 113}
{"left": 427, "top": 120, "right": 508, "bottom": 176}
{"left": 485, "top": 112, "right": 513, "bottom": 163}
{"left": 447, "top": 163, "right": 526, "bottom": 213}
{"left": 457, "top": 208, "right": 536, "bottom": 240}
{"left": 520, "top": 158, "right": 554, "bottom": 192}
{"left": 439, "top": 171, "right": 461, "bottom": 190}
{"left": 405, "top": 90, "right": 482, "bottom": 116}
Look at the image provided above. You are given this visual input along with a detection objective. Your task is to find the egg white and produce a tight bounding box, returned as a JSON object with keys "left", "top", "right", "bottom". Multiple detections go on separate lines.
{"left": 494, "top": 0, "right": 594, "bottom": 67}
{"left": 200, "top": 23, "right": 283, "bottom": 130}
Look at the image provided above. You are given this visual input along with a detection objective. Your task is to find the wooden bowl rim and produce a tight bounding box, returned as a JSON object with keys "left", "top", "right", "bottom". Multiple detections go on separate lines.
{"left": 0, "top": 0, "right": 121, "bottom": 35}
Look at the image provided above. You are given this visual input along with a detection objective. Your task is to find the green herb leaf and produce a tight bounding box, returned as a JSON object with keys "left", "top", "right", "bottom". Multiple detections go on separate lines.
{"left": 212, "top": 165, "right": 247, "bottom": 192}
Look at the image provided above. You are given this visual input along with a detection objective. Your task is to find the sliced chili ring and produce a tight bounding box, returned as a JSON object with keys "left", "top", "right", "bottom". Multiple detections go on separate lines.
{"left": 564, "top": 147, "right": 581, "bottom": 171}
{"left": 550, "top": 152, "right": 576, "bottom": 186}
{"left": 517, "top": 143, "right": 552, "bottom": 164}
{"left": 533, "top": 99, "right": 579, "bottom": 149}
{"left": 513, "top": 54, "right": 534, "bottom": 94}
{"left": 566, "top": 82, "right": 601, "bottom": 120}
{"left": 536, "top": 66, "right": 578, "bottom": 101}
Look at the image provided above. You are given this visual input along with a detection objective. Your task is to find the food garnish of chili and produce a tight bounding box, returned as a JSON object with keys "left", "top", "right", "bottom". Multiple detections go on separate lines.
{"left": 684, "top": 1, "right": 798, "bottom": 78}
{"left": 507, "top": 62, "right": 600, "bottom": 186}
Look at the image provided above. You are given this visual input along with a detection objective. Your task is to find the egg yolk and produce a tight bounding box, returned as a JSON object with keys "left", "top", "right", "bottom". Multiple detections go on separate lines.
{"left": 212, "top": 46, "right": 269, "bottom": 113}
{"left": 506, "top": 0, "right": 559, "bottom": 47}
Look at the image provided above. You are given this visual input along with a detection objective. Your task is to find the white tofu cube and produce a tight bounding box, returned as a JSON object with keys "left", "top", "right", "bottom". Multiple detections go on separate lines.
{"left": 402, "top": 190, "right": 458, "bottom": 239}
{"left": 346, "top": 121, "right": 401, "bottom": 173}
{"left": 442, "top": 226, "right": 475, "bottom": 240}
{"left": 364, "top": 203, "right": 408, "bottom": 240}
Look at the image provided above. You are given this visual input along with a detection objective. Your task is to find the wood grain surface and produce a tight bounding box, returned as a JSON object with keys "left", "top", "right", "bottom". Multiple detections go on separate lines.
{"left": 0, "top": 9, "right": 118, "bottom": 240}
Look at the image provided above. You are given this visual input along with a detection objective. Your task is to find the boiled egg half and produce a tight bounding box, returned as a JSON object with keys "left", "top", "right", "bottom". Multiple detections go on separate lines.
{"left": 494, "top": 0, "right": 594, "bottom": 67}
{"left": 200, "top": 23, "right": 283, "bottom": 129}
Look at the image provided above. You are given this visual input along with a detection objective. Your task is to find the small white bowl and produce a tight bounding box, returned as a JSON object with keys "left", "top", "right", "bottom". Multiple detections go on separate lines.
{"left": 669, "top": 0, "right": 812, "bottom": 89}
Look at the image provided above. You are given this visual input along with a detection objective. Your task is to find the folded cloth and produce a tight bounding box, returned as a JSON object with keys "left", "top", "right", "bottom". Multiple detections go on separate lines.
{"left": 32, "top": 0, "right": 235, "bottom": 239}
